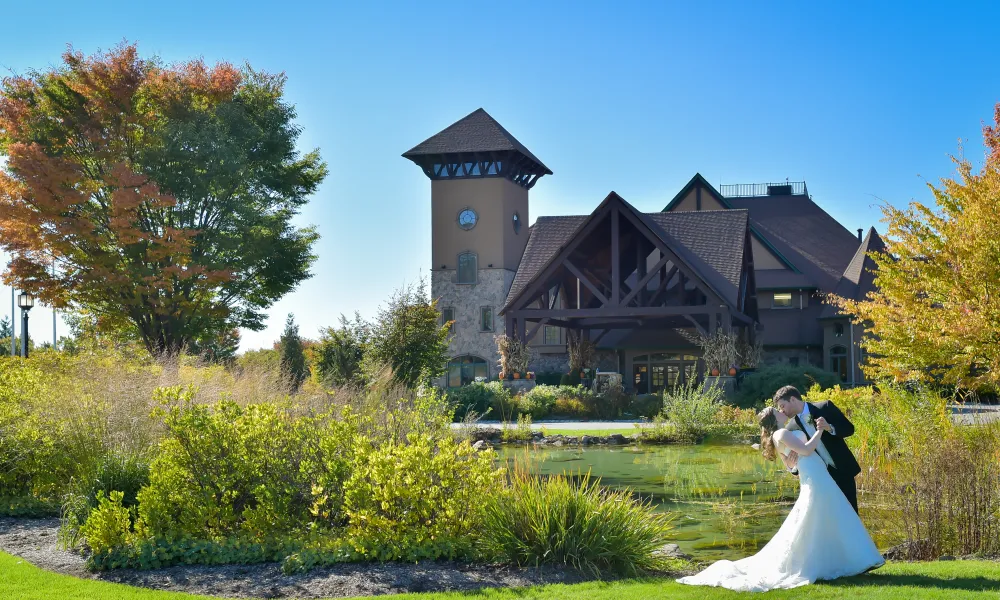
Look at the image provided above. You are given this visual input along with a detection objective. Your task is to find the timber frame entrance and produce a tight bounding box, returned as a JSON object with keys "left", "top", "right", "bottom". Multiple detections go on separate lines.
{"left": 500, "top": 192, "right": 759, "bottom": 356}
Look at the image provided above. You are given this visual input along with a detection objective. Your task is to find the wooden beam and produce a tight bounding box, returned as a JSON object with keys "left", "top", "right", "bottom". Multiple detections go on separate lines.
{"left": 516, "top": 316, "right": 526, "bottom": 342}
{"left": 616, "top": 206, "right": 725, "bottom": 306}
{"left": 611, "top": 207, "right": 620, "bottom": 304}
{"left": 621, "top": 255, "right": 669, "bottom": 307}
{"left": 508, "top": 202, "right": 615, "bottom": 311}
{"left": 511, "top": 305, "right": 713, "bottom": 319}
{"left": 721, "top": 305, "right": 732, "bottom": 333}
{"left": 525, "top": 318, "right": 550, "bottom": 343}
{"left": 683, "top": 315, "right": 708, "bottom": 337}
{"left": 565, "top": 259, "right": 609, "bottom": 306}
{"left": 649, "top": 264, "right": 678, "bottom": 306}
{"left": 593, "top": 329, "right": 610, "bottom": 345}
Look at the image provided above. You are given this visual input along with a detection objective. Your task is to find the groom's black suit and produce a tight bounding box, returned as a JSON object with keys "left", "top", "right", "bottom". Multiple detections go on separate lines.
{"left": 796, "top": 400, "right": 860, "bottom": 513}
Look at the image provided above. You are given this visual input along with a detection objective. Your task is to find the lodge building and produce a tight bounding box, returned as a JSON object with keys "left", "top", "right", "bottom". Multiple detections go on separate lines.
{"left": 403, "top": 109, "right": 883, "bottom": 393}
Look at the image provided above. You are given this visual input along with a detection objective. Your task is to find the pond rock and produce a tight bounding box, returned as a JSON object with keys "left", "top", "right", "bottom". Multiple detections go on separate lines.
{"left": 608, "top": 434, "right": 627, "bottom": 445}
{"left": 581, "top": 435, "right": 594, "bottom": 445}
{"left": 654, "top": 543, "right": 692, "bottom": 560}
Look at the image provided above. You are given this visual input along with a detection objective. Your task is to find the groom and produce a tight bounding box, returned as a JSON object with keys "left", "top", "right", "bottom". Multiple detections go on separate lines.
{"left": 774, "top": 385, "right": 861, "bottom": 513}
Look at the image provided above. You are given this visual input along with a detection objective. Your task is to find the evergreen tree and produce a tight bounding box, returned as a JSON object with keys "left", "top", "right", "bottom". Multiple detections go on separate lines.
{"left": 314, "top": 313, "right": 369, "bottom": 387}
{"left": 280, "top": 314, "right": 307, "bottom": 391}
{"left": 364, "top": 279, "right": 450, "bottom": 388}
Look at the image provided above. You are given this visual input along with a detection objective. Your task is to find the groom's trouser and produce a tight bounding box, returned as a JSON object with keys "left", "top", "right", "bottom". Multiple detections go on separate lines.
{"left": 828, "top": 466, "right": 859, "bottom": 514}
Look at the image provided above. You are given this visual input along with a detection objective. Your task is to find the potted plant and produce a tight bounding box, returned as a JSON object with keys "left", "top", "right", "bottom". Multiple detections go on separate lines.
{"left": 568, "top": 331, "right": 596, "bottom": 381}
{"left": 711, "top": 367, "right": 721, "bottom": 376}
{"left": 496, "top": 333, "right": 532, "bottom": 384}
{"left": 695, "top": 330, "right": 739, "bottom": 377}
{"left": 729, "top": 364, "right": 738, "bottom": 376}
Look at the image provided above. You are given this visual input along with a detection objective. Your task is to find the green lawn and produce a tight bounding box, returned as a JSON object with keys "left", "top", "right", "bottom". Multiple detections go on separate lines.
{"left": 4, "top": 551, "right": 1000, "bottom": 600}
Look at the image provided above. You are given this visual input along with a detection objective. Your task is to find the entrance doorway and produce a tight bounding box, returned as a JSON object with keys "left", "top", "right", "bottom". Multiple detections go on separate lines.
{"left": 632, "top": 353, "right": 700, "bottom": 394}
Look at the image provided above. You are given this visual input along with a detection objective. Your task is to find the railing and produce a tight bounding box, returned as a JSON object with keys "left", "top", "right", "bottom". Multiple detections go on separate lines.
{"left": 719, "top": 181, "right": 809, "bottom": 198}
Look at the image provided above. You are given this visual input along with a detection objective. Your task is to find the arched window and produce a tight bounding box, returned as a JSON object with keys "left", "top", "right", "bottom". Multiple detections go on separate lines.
{"left": 447, "top": 355, "right": 488, "bottom": 387}
{"left": 457, "top": 252, "right": 478, "bottom": 284}
{"left": 829, "top": 345, "right": 848, "bottom": 382}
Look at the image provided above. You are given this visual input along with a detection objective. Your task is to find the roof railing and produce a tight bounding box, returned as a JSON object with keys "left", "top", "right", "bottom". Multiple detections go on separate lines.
{"left": 719, "top": 181, "right": 809, "bottom": 198}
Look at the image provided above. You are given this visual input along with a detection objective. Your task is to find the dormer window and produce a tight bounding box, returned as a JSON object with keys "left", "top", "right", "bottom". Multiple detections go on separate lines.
{"left": 772, "top": 292, "right": 793, "bottom": 308}
{"left": 457, "top": 252, "right": 478, "bottom": 284}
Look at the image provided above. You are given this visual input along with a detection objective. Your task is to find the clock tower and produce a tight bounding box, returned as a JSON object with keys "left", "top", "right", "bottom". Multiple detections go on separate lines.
{"left": 403, "top": 109, "right": 551, "bottom": 385}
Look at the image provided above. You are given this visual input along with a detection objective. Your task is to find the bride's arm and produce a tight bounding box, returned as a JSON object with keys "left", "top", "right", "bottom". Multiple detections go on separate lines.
{"left": 773, "top": 428, "right": 825, "bottom": 456}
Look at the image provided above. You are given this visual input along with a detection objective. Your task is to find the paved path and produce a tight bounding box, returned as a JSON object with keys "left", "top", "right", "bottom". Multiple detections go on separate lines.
{"left": 452, "top": 420, "right": 644, "bottom": 431}
{"left": 452, "top": 404, "right": 1000, "bottom": 430}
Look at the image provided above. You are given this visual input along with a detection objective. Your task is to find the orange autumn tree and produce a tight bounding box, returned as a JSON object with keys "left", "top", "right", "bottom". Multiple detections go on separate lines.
{"left": 0, "top": 43, "right": 326, "bottom": 356}
{"left": 833, "top": 104, "right": 1000, "bottom": 392}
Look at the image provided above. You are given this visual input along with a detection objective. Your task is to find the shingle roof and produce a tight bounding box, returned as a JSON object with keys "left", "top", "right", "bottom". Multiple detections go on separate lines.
{"left": 725, "top": 194, "right": 862, "bottom": 292}
{"left": 504, "top": 215, "right": 588, "bottom": 308}
{"left": 820, "top": 227, "right": 886, "bottom": 319}
{"left": 402, "top": 108, "right": 552, "bottom": 174}
{"left": 755, "top": 270, "right": 815, "bottom": 290}
{"left": 501, "top": 201, "right": 749, "bottom": 311}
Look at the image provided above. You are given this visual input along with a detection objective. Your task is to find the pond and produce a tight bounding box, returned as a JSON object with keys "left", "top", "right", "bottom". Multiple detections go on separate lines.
{"left": 501, "top": 441, "right": 799, "bottom": 562}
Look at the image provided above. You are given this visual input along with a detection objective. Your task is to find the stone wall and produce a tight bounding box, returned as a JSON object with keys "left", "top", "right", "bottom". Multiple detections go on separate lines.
{"left": 761, "top": 348, "right": 822, "bottom": 369}
{"left": 432, "top": 267, "right": 515, "bottom": 379}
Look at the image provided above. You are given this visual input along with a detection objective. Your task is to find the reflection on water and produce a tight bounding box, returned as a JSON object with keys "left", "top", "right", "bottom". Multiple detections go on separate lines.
{"left": 500, "top": 441, "right": 797, "bottom": 562}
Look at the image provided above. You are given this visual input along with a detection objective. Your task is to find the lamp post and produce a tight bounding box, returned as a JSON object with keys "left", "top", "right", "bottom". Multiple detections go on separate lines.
{"left": 17, "top": 292, "right": 34, "bottom": 358}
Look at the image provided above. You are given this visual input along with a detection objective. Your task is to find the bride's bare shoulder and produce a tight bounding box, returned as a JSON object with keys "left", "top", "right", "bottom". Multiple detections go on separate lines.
{"left": 772, "top": 429, "right": 790, "bottom": 443}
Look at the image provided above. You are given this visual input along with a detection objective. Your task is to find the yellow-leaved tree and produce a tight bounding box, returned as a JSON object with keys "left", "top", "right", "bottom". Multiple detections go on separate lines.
{"left": 834, "top": 104, "right": 1000, "bottom": 392}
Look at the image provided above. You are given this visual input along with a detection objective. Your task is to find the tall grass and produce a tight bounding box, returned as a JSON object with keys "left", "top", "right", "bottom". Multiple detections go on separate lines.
{"left": 480, "top": 463, "right": 675, "bottom": 577}
{"left": 807, "top": 384, "right": 1000, "bottom": 559}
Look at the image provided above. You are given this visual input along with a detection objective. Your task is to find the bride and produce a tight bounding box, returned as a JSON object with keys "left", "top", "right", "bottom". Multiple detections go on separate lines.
{"left": 676, "top": 406, "right": 885, "bottom": 592}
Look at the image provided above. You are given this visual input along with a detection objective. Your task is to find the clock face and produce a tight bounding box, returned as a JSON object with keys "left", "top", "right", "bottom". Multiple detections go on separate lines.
{"left": 458, "top": 208, "right": 477, "bottom": 230}
{"left": 512, "top": 211, "right": 522, "bottom": 234}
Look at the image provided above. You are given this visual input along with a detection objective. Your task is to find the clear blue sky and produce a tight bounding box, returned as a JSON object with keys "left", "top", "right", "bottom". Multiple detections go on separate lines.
{"left": 2, "top": 1, "right": 999, "bottom": 350}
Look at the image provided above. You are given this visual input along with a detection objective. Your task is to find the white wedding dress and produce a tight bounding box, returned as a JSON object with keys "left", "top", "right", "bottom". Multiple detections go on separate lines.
{"left": 676, "top": 430, "right": 885, "bottom": 592}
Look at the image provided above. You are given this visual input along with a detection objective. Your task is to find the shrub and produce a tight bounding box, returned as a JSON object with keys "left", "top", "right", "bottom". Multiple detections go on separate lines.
{"left": 480, "top": 468, "right": 674, "bottom": 576}
{"left": 79, "top": 491, "right": 133, "bottom": 556}
{"left": 662, "top": 378, "right": 725, "bottom": 442}
{"left": 534, "top": 372, "right": 563, "bottom": 386}
{"left": 446, "top": 382, "right": 497, "bottom": 419}
{"left": 710, "top": 405, "right": 759, "bottom": 442}
{"left": 559, "top": 372, "right": 581, "bottom": 386}
{"left": 637, "top": 415, "right": 682, "bottom": 444}
{"left": 627, "top": 394, "right": 663, "bottom": 419}
{"left": 520, "top": 385, "right": 559, "bottom": 419}
{"left": 735, "top": 364, "right": 841, "bottom": 408}
{"left": 342, "top": 434, "right": 500, "bottom": 561}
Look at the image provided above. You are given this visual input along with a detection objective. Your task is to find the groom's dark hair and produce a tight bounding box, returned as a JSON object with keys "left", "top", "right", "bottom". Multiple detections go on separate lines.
{"left": 773, "top": 385, "right": 802, "bottom": 404}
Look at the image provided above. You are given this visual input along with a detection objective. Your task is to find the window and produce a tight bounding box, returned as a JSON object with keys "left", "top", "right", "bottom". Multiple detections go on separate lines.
{"left": 480, "top": 306, "right": 493, "bottom": 332}
{"left": 447, "top": 355, "right": 488, "bottom": 387}
{"left": 834, "top": 323, "right": 845, "bottom": 337}
{"left": 457, "top": 252, "right": 477, "bottom": 284}
{"left": 543, "top": 325, "right": 561, "bottom": 345}
{"left": 457, "top": 208, "right": 478, "bottom": 230}
{"left": 772, "top": 292, "right": 793, "bottom": 308}
{"left": 512, "top": 212, "right": 522, "bottom": 234}
{"left": 830, "top": 345, "right": 848, "bottom": 382}
{"left": 440, "top": 307, "right": 455, "bottom": 333}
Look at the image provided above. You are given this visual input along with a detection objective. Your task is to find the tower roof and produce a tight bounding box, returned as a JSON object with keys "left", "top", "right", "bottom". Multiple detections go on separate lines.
{"left": 403, "top": 108, "right": 552, "bottom": 175}
{"left": 820, "top": 227, "right": 887, "bottom": 319}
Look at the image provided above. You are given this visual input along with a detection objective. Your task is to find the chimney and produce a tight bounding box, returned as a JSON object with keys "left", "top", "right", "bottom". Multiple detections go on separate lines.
{"left": 857, "top": 228, "right": 863, "bottom": 241}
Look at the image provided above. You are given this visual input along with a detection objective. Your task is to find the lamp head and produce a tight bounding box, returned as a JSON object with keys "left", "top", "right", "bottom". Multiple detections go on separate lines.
{"left": 17, "top": 292, "right": 34, "bottom": 310}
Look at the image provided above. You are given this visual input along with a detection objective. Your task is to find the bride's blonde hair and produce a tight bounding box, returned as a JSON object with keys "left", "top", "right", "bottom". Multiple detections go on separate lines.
{"left": 757, "top": 406, "right": 779, "bottom": 461}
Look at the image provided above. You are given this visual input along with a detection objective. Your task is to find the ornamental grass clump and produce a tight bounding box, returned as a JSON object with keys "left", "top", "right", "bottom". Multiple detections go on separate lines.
{"left": 480, "top": 467, "right": 674, "bottom": 577}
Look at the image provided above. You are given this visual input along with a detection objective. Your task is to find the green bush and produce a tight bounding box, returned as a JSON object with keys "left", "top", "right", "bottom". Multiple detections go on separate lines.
{"left": 735, "top": 363, "right": 841, "bottom": 408}
{"left": 559, "top": 372, "right": 581, "bottom": 386}
{"left": 342, "top": 433, "right": 500, "bottom": 561}
{"left": 480, "top": 469, "right": 673, "bottom": 576}
{"left": 627, "top": 394, "right": 663, "bottom": 419}
{"left": 662, "top": 378, "right": 725, "bottom": 442}
{"left": 520, "top": 385, "right": 558, "bottom": 419}
{"left": 134, "top": 388, "right": 351, "bottom": 542}
{"left": 534, "top": 372, "right": 563, "bottom": 386}
{"left": 79, "top": 491, "right": 133, "bottom": 556}
{"left": 446, "top": 381, "right": 497, "bottom": 419}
